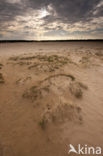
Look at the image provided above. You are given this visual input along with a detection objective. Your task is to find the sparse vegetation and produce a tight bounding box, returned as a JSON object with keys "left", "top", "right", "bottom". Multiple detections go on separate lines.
{"left": 69, "top": 82, "right": 83, "bottom": 98}
{"left": 22, "top": 85, "right": 50, "bottom": 101}
{"left": 28, "top": 55, "right": 70, "bottom": 72}
{"left": 39, "top": 118, "right": 46, "bottom": 130}
{"left": 9, "top": 56, "right": 20, "bottom": 61}
{"left": 39, "top": 103, "right": 82, "bottom": 129}
{"left": 23, "top": 86, "right": 42, "bottom": 101}
{"left": 16, "top": 61, "right": 32, "bottom": 66}
{"left": 9, "top": 54, "right": 73, "bottom": 73}
{"left": 22, "top": 73, "right": 75, "bottom": 101}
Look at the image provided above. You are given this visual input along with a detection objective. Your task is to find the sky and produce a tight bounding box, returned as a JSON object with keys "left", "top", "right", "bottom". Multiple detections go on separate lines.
{"left": 0, "top": 0, "right": 103, "bottom": 40}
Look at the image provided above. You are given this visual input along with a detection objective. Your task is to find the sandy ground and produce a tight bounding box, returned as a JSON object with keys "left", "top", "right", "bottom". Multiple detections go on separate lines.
{"left": 0, "top": 42, "right": 103, "bottom": 156}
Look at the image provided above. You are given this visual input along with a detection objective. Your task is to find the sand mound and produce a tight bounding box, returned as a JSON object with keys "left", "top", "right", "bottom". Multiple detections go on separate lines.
{"left": 22, "top": 74, "right": 75, "bottom": 101}
{"left": 23, "top": 74, "right": 88, "bottom": 128}
{"left": 39, "top": 102, "right": 82, "bottom": 129}
{"left": 23, "top": 73, "right": 87, "bottom": 101}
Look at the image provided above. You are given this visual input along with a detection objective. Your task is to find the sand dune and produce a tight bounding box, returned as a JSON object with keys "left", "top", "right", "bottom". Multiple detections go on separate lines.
{"left": 0, "top": 42, "right": 103, "bottom": 156}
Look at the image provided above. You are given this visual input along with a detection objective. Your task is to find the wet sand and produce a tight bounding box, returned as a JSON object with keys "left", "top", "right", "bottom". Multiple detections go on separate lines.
{"left": 0, "top": 42, "right": 103, "bottom": 156}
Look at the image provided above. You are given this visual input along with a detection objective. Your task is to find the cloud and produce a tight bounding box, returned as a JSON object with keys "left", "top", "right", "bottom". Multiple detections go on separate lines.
{"left": 6, "top": 0, "right": 21, "bottom": 4}
{"left": 0, "top": 0, "right": 103, "bottom": 39}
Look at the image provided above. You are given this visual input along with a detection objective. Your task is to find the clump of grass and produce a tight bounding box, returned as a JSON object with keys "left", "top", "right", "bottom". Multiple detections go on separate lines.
{"left": 74, "top": 88, "right": 82, "bottom": 98}
{"left": 16, "top": 61, "right": 32, "bottom": 66}
{"left": 22, "top": 85, "right": 49, "bottom": 101}
{"left": 37, "top": 55, "right": 58, "bottom": 62}
{"left": 22, "top": 86, "right": 41, "bottom": 101}
{"left": 9, "top": 55, "right": 36, "bottom": 61}
{"left": 9, "top": 56, "right": 20, "bottom": 61}
{"left": 20, "top": 56, "right": 36, "bottom": 60}
{"left": 39, "top": 118, "right": 46, "bottom": 130}
{"left": 69, "top": 82, "right": 83, "bottom": 98}
{"left": 36, "top": 55, "right": 69, "bottom": 66}
{"left": 0, "top": 73, "right": 5, "bottom": 83}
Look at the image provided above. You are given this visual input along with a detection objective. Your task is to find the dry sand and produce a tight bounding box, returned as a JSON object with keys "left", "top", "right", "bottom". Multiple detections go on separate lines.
{"left": 0, "top": 42, "right": 103, "bottom": 156}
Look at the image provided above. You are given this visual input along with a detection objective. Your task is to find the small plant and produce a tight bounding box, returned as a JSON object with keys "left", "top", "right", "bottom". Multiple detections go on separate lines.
{"left": 75, "top": 88, "right": 82, "bottom": 98}
{"left": 39, "top": 118, "right": 46, "bottom": 129}
{"left": 69, "top": 82, "right": 83, "bottom": 98}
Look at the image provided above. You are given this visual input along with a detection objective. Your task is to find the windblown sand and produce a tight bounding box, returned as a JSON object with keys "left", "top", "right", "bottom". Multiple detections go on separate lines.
{"left": 0, "top": 42, "right": 103, "bottom": 156}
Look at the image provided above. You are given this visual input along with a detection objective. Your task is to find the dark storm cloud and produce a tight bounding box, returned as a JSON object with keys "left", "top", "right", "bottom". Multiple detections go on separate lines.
{"left": 27, "top": 0, "right": 103, "bottom": 23}
{"left": 0, "top": 0, "right": 25, "bottom": 22}
{"left": 0, "top": 0, "right": 103, "bottom": 39}
{"left": 0, "top": 0, "right": 102, "bottom": 23}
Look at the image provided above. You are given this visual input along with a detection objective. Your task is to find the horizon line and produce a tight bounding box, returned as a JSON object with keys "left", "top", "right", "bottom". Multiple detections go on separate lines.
{"left": 0, "top": 39, "right": 103, "bottom": 42}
